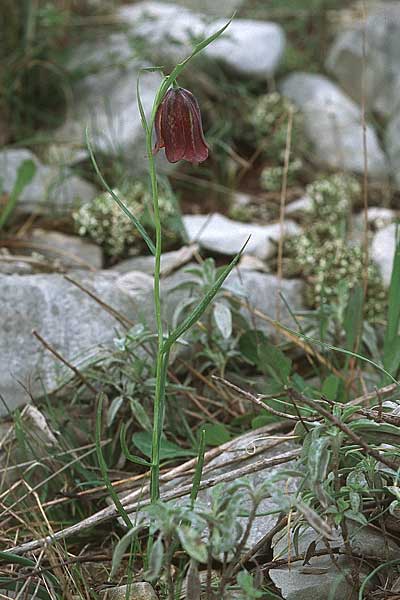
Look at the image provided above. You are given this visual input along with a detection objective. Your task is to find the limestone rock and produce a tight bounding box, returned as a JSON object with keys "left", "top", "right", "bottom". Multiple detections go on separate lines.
{"left": 280, "top": 73, "right": 388, "bottom": 178}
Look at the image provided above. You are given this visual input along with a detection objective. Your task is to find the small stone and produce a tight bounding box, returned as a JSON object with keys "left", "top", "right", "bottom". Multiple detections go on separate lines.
{"left": 113, "top": 245, "right": 198, "bottom": 276}
{"left": 285, "top": 195, "right": 312, "bottom": 216}
{"left": 99, "top": 582, "right": 157, "bottom": 600}
{"left": 182, "top": 213, "right": 301, "bottom": 260}
{"left": 0, "top": 149, "right": 96, "bottom": 214}
{"left": 30, "top": 229, "right": 103, "bottom": 270}
{"left": 280, "top": 73, "right": 389, "bottom": 178}
{"left": 371, "top": 223, "right": 398, "bottom": 287}
{"left": 237, "top": 254, "right": 269, "bottom": 272}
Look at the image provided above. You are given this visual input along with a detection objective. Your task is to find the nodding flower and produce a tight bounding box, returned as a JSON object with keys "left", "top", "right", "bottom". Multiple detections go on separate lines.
{"left": 153, "top": 87, "right": 209, "bottom": 165}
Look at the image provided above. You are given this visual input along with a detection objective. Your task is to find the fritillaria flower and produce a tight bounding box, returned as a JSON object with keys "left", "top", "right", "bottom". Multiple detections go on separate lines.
{"left": 153, "top": 87, "right": 209, "bottom": 165}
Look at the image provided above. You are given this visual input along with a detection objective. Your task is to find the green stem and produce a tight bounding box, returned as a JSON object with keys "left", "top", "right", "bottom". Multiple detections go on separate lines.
{"left": 145, "top": 127, "right": 166, "bottom": 503}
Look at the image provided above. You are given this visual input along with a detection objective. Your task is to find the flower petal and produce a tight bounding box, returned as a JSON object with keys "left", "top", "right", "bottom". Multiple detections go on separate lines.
{"left": 162, "top": 89, "right": 187, "bottom": 163}
{"left": 153, "top": 102, "right": 165, "bottom": 155}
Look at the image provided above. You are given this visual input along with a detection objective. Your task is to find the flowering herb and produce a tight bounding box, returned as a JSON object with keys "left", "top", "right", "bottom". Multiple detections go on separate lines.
{"left": 153, "top": 87, "right": 209, "bottom": 165}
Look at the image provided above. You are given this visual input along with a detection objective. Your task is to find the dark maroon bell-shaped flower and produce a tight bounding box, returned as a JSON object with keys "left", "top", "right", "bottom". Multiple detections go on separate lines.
{"left": 153, "top": 87, "right": 209, "bottom": 165}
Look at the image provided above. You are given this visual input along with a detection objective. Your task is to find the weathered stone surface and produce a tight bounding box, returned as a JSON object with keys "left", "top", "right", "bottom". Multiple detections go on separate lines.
{"left": 182, "top": 213, "right": 301, "bottom": 259}
{"left": 0, "top": 149, "right": 96, "bottom": 214}
{"left": 155, "top": 0, "right": 244, "bottom": 16}
{"left": 99, "top": 582, "right": 157, "bottom": 600}
{"left": 1, "top": 262, "right": 303, "bottom": 415}
{"left": 51, "top": 34, "right": 162, "bottom": 167}
{"left": 280, "top": 73, "right": 389, "bottom": 178}
{"left": 119, "top": 425, "right": 299, "bottom": 552}
{"left": 385, "top": 112, "right": 400, "bottom": 189}
{"left": 326, "top": 2, "right": 400, "bottom": 118}
{"left": 270, "top": 523, "right": 399, "bottom": 600}
{"left": 371, "top": 223, "right": 398, "bottom": 287}
{"left": 113, "top": 245, "right": 198, "bottom": 276}
{"left": 30, "top": 229, "right": 103, "bottom": 270}
{"left": 164, "top": 266, "right": 305, "bottom": 336}
{"left": 0, "top": 271, "right": 153, "bottom": 415}
{"left": 118, "top": 1, "right": 286, "bottom": 79}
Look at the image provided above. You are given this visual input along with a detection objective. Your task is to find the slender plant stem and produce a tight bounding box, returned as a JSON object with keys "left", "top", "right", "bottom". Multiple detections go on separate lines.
{"left": 145, "top": 128, "right": 166, "bottom": 503}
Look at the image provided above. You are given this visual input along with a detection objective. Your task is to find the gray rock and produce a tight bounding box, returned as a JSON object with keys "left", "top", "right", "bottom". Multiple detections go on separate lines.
{"left": 0, "top": 257, "right": 35, "bottom": 275}
{"left": 118, "top": 2, "right": 286, "bottom": 79}
{"left": 0, "top": 149, "right": 96, "bottom": 214}
{"left": 280, "top": 73, "right": 389, "bottom": 178}
{"left": 270, "top": 523, "right": 399, "bottom": 600}
{"left": 371, "top": 223, "right": 398, "bottom": 287}
{"left": 0, "top": 271, "right": 153, "bottom": 415}
{"left": 113, "top": 245, "right": 198, "bottom": 276}
{"left": 99, "top": 582, "right": 157, "bottom": 600}
{"left": 154, "top": 0, "right": 244, "bottom": 16}
{"left": 30, "top": 229, "right": 103, "bottom": 270}
{"left": 182, "top": 213, "right": 301, "bottom": 259}
{"left": 118, "top": 425, "right": 299, "bottom": 553}
{"left": 385, "top": 112, "right": 400, "bottom": 189}
{"left": 224, "top": 270, "right": 304, "bottom": 334}
{"left": 51, "top": 34, "right": 162, "bottom": 168}
{"left": 326, "top": 2, "right": 400, "bottom": 118}
{"left": 164, "top": 266, "right": 305, "bottom": 336}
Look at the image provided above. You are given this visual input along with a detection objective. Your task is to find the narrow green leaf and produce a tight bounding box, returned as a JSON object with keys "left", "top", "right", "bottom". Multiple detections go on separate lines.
{"left": 85, "top": 128, "right": 156, "bottom": 255}
{"left": 280, "top": 324, "right": 400, "bottom": 385}
{"left": 343, "top": 284, "right": 363, "bottom": 354}
{"left": 164, "top": 237, "right": 249, "bottom": 352}
{"left": 383, "top": 232, "right": 400, "bottom": 379}
{"left": 120, "top": 424, "right": 151, "bottom": 467}
{"left": 0, "top": 159, "right": 36, "bottom": 229}
{"left": 191, "top": 429, "right": 206, "bottom": 508}
{"left": 96, "top": 395, "right": 133, "bottom": 529}
{"left": 111, "top": 522, "right": 144, "bottom": 578}
{"left": 132, "top": 431, "right": 195, "bottom": 460}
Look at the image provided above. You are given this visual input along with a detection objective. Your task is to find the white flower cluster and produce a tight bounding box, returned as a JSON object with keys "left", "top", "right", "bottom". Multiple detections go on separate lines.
{"left": 73, "top": 182, "right": 177, "bottom": 258}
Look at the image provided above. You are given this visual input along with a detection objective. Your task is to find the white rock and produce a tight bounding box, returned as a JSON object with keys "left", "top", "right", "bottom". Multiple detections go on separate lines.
{"left": 0, "top": 149, "right": 96, "bottom": 214}
{"left": 155, "top": 0, "right": 244, "bottom": 16}
{"left": 385, "top": 112, "right": 400, "bottom": 189}
{"left": 52, "top": 34, "right": 162, "bottom": 167}
{"left": 371, "top": 223, "right": 398, "bottom": 287}
{"left": 113, "top": 245, "right": 198, "bottom": 276}
{"left": 118, "top": 2, "right": 286, "bottom": 79}
{"left": 182, "top": 213, "right": 301, "bottom": 259}
{"left": 280, "top": 73, "right": 389, "bottom": 178}
{"left": 326, "top": 2, "right": 400, "bottom": 118}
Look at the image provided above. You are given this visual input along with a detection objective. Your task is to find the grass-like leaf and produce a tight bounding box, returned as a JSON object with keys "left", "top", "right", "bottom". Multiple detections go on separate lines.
{"left": 86, "top": 128, "right": 156, "bottom": 255}
{"left": 96, "top": 395, "right": 133, "bottom": 529}
{"left": 164, "top": 237, "right": 249, "bottom": 352}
